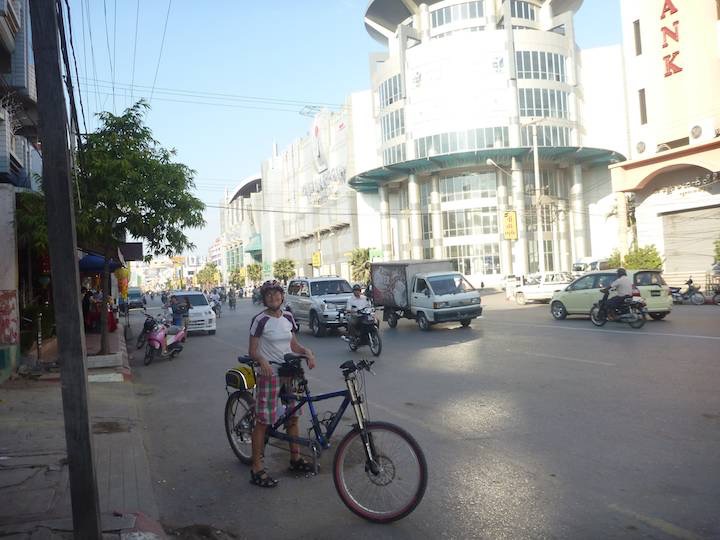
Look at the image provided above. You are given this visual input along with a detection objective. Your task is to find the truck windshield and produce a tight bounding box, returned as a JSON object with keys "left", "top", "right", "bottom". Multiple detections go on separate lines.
{"left": 427, "top": 274, "right": 475, "bottom": 295}
{"left": 311, "top": 280, "right": 353, "bottom": 296}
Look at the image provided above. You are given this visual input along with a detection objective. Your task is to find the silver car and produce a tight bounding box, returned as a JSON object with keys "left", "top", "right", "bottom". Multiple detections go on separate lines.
{"left": 285, "top": 277, "right": 354, "bottom": 337}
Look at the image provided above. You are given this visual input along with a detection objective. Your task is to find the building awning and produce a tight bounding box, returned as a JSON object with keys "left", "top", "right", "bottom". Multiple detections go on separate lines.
{"left": 610, "top": 139, "right": 720, "bottom": 192}
{"left": 78, "top": 254, "right": 123, "bottom": 272}
{"left": 246, "top": 235, "right": 262, "bottom": 253}
{"left": 349, "top": 146, "right": 624, "bottom": 191}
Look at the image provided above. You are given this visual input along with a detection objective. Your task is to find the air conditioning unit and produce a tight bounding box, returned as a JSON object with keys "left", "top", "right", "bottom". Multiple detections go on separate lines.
{"left": 634, "top": 135, "right": 655, "bottom": 158}
{"left": 688, "top": 118, "right": 718, "bottom": 145}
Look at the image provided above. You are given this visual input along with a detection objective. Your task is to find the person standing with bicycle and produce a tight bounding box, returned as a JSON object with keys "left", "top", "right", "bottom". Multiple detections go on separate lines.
{"left": 248, "top": 280, "right": 316, "bottom": 487}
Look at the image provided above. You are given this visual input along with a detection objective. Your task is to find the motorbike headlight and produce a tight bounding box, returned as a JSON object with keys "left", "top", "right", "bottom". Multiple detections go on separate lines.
{"left": 433, "top": 301, "right": 450, "bottom": 309}
{"left": 470, "top": 297, "right": 481, "bottom": 304}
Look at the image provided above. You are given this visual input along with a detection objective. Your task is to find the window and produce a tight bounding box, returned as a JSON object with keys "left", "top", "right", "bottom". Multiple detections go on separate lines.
{"left": 414, "top": 127, "right": 509, "bottom": 158}
{"left": 442, "top": 208, "right": 498, "bottom": 237}
{"left": 633, "top": 271, "right": 666, "bottom": 286}
{"left": 445, "top": 244, "right": 500, "bottom": 275}
{"left": 516, "top": 51, "right": 566, "bottom": 82}
{"left": 519, "top": 88, "right": 570, "bottom": 119}
{"left": 511, "top": 0, "right": 536, "bottom": 21}
{"left": 430, "top": 1, "right": 484, "bottom": 28}
{"left": 595, "top": 274, "right": 615, "bottom": 289}
{"left": 569, "top": 275, "right": 594, "bottom": 291}
{"left": 415, "top": 278, "right": 428, "bottom": 294}
{"left": 380, "top": 109, "right": 405, "bottom": 142}
{"left": 378, "top": 74, "right": 403, "bottom": 108}
{"left": 638, "top": 89, "right": 647, "bottom": 125}
{"left": 383, "top": 143, "right": 406, "bottom": 165}
{"left": 439, "top": 173, "right": 497, "bottom": 202}
{"left": 287, "top": 281, "right": 301, "bottom": 295}
{"left": 520, "top": 125, "right": 570, "bottom": 147}
{"left": 633, "top": 20, "right": 642, "bottom": 55}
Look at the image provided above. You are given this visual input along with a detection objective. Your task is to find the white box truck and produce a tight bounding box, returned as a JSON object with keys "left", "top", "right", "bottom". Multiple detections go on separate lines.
{"left": 370, "top": 260, "right": 483, "bottom": 331}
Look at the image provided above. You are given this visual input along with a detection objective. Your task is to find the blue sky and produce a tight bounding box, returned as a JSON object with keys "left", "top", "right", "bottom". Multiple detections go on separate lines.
{"left": 70, "top": 0, "right": 621, "bottom": 256}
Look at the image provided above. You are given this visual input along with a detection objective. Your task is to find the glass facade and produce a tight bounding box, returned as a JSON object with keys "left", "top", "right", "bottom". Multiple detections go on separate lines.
{"left": 520, "top": 125, "right": 570, "bottom": 147}
{"left": 516, "top": 51, "right": 567, "bottom": 82}
{"left": 440, "top": 172, "right": 496, "bottom": 202}
{"left": 414, "top": 126, "right": 509, "bottom": 158}
{"left": 378, "top": 74, "right": 403, "bottom": 108}
{"left": 380, "top": 109, "right": 405, "bottom": 142}
{"left": 445, "top": 243, "right": 500, "bottom": 275}
{"left": 518, "top": 88, "right": 570, "bottom": 119}
{"left": 442, "top": 208, "right": 498, "bottom": 236}
{"left": 431, "top": 1, "right": 485, "bottom": 28}
{"left": 383, "top": 143, "right": 406, "bottom": 165}
{"left": 511, "top": 0, "right": 536, "bottom": 21}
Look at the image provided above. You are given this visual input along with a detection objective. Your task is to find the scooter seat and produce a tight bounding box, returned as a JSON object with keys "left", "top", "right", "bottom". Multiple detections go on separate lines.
{"left": 166, "top": 325, "right": 183, "bottom": 335}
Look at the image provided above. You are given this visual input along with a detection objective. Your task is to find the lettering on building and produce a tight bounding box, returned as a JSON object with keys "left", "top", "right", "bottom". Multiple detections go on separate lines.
{"left": 302, "top": 166, "right": 347, "bottom": 205}
{"left": 660, "top": 0, "right": 682, "bottom": 78}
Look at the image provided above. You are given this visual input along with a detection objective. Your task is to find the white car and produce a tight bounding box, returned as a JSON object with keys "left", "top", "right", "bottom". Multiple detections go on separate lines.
{"left": 170, "top": 291, "right": 216, "bottom": 334}
{"left": 514, "top": 272, "right": 574, "bottom": 304}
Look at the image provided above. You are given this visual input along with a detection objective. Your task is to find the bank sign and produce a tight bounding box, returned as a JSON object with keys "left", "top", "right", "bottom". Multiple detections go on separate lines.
{"left": 660, "top": 0, "right": 682, "bottom": 78}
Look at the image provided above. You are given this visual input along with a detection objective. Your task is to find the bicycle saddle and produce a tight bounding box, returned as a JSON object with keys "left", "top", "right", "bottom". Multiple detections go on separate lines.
{"left": 283, "top": 352, "right": 307, "bottom": 362}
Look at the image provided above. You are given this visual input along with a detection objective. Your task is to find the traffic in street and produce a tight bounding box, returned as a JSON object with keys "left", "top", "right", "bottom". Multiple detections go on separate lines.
{"left": 129, "top": 293, "right": 720, "bottom": 539}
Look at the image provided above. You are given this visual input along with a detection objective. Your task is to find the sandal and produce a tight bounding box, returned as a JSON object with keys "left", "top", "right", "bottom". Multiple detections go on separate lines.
{"left": 289, "top": 457, "right": 316, "bottom": 473}
{"left": 250, "top": 469, "right": 278, "bottom": 488}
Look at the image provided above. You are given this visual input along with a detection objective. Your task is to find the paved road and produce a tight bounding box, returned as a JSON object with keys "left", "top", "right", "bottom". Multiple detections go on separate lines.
{"left": 130, "top": 295, "right": 720, "bottom": 539}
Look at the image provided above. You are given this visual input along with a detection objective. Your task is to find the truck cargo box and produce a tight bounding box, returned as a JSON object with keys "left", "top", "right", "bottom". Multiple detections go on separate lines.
{"left": 370, "top": 260, "right": 455, "bottom": 309}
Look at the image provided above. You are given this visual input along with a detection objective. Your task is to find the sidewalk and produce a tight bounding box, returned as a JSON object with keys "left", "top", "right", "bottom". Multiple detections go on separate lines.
{"left": 0, "top": 325, "right": 166, "bottom": 539}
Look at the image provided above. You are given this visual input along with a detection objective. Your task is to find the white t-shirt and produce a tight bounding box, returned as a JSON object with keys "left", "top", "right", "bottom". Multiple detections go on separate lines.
{"left": 249, "top": 310, "right": 298, "bottom": 364}
{"left": 611, "top": 275, "right": 633, "bottom": 297}
{"left": 346, "top": 295, "right": 371, "bottom": 312}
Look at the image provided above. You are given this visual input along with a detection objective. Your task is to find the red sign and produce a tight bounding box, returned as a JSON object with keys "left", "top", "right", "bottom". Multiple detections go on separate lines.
{"left": 660, "top": 0, "right": 682, "bottom": 78}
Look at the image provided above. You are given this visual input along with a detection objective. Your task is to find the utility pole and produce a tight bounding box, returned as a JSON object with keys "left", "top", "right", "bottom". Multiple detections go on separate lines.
{"left": 531, "top": 123, "right": 546, "bottom": 274}
{"left": 29, "top": 1, "right": 102, "bottom": 538}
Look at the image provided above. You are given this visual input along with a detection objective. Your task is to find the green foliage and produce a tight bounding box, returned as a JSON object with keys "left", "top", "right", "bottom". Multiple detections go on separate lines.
{"left": 607, "top": 249, "right": 622, "bottom": 269}
{"left": 615, "top": 244, "right": 663, "bottom": 270}
{"left": 76, "top": 100, "right": 205, "bottom": 257}
{"left": 247, "top": 263, "right": 262, "bottom": 284}
{"left": 714, "top": 237, "right": 720, "bottom": 262}
{"left": 196, "top": 262, "right": 221, "bottom": 288}
{"left": 273, "top": 259, "right": 296, "bottom": 282}
{"left": 348, "top": 248, "right": 370, "bottom": 284}
{"left": 15, "top": 192, "right": 48, "bottom": 251}
{"left": 229, "top": 268, "right": 245, "bottom": 288}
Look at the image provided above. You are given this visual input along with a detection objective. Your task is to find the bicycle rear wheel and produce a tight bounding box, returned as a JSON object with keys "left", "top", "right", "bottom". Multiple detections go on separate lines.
{"left": 224, "top": 390, "right": 255, "bottom": 465}
{"left": 333, "top": 421, "right": 427, "bottom": 523}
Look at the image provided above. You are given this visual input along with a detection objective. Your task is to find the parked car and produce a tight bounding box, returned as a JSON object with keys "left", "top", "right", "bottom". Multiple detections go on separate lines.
{"left": 550, "top": 269, "right": 672, "bottom": 320}
{"left": 126, "top": 287, "right": 145, "bottom": 310}
{"left": 514, "top": 272, "right": 574, "bottom": 304}
{"left": 284, "top": 277, "right": 354, "bottom": 337}
{"left": 169, "top": 290, "right": 217, "bottom": 334}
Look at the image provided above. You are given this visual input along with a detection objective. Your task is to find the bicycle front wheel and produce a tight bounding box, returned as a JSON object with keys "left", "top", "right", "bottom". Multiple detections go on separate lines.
{"left": 224, "top": 390, "right": 255, "bottom": 465}
{"left": 333, "top": 421, "right": 427, "bottom": 523}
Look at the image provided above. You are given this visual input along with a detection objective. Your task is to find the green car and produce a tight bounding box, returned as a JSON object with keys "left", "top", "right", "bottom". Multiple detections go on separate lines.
{"left": 550, "top": 269, "right": 673, "bottom": 321}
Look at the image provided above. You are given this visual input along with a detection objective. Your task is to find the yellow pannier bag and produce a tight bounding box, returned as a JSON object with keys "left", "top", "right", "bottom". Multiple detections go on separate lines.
{"left": 225, "top": 364, "right": 256, "bottom": 391}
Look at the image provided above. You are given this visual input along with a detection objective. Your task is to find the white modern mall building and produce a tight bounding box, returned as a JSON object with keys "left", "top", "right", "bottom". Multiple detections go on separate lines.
{"left": 610, "top": 0, "right": 720, "bottom": 280}
{"left": 350, "top": 0, "right": 630, "bottom": 285}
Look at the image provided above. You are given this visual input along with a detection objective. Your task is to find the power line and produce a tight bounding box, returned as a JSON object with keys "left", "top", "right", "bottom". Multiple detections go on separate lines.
{"left": 112, "top": 0, "right": 117, "bottom": 109}
{"left": 150, "top": 0, "right": 173, "bottom": 105}
{"left": 101, "top": 0, "right": 114, "bottom": 111}
{"left": 130, "top": 0, "right": 140, "bottom": 103}
{"left": 83, "top": 0, "right": 101, "bottom": 124}
{"left": 79, "top": 77, "right": 346, "bottom": 109}
{"left": 62, "top": 0, "right": 88, "bottom": 136}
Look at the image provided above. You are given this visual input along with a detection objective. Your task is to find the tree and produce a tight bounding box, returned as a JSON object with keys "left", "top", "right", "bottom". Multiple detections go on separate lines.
{"left": 622, "top": 245, "right": 663, "bottom": 270}
{"left": 196, "top": 262, "right": 221, "bottom": 289}
{"left": 273, "top": 258, "right": 296, "bottom": 283}
{"left": 607, "top": 249, "right": 622, "bottom": 269}
{"left": 247, "top": 263, "right": 262, "bottom": 285}
{"left": 348, "top": 248, "right": 370, "bottom": 284}
{"left": 714, "top": 237, "right": 720, "bottom": 262}
{"left": 229, "top": 268, "right": 245, "bottom": 288}
{"left": 77, "top": 101, "right": 205, "bottom": 353}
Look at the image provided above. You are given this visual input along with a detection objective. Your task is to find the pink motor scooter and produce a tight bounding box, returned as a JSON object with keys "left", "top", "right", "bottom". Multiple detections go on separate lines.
{"left": 143, "top": 315, "right": 186, "bottom": 365}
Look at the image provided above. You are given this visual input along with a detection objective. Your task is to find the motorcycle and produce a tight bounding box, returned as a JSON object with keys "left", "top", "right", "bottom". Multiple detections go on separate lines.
{"left": 339, "top": 307, "right": 382, "bottom": 356}
{"left": 669, "top": 278, "right": 705, "bottom": 305}
{"left": 228, "top": 296, "right": 237, "bottom": 310}
{"left": 590, "top": 287, "right": 648, "bottom": 329}
{"left": 211, "top": 298, "right": 222, "bottom": 318}
{"left": 144, "top": 315, "right": 186, "bottom": 365}
{"left": 136, "top": 313, "right": 156, "bottom": 349}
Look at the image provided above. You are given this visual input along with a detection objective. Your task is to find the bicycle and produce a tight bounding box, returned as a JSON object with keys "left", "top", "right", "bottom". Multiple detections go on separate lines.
{"left": 224, "top": 354, "right": 427, "bottom": 523}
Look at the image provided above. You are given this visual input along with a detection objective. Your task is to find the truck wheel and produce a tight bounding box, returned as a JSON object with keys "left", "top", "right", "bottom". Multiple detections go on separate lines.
{"left": 416, "top": 313, "right": 430, "bottom": 331}
{"left": 515, "top": 292, "right": 526, "bottom": 305}
{"left": 460, "top": 319, "right": 471, "bottom": 327}
{"left": 387, "top": 312, "right": 398, "bottom": 328}
{"left": 310, "top": 312, "right": 326, "bottom": 337}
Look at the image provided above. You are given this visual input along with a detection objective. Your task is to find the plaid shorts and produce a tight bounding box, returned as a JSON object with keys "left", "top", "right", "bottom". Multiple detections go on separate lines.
{"left": 255, "top": 374, "right": 302, "bottom": 425}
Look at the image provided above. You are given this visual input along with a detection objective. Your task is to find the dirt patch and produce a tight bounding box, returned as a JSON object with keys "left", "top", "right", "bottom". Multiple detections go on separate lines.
{"left": 164, "top": 524, "right": 239, "bottom": 539}
{"left": 92, "top": 420, "right": 130, "bottom": 434}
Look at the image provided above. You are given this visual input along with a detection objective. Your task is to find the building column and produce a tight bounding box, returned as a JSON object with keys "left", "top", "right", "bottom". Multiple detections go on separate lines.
{"left": 0, "top": 184, "right": 20, "bottom": 381}
{"left": 378, "top": 185, "right": 392, "bottom": 260}
{"left": 407, "top": 173, "right": 423, "bottom": 260}
{"left": 511, "top": 157, "right": 528, "bottom": 275}
{"left": 496, "top": 171, "right": 512, "bottom": 275}
{"left": 430, "top": 174, "right": 443, "bottom": 259}
{"left": 570, "top": 165, "right": 588, "bottom": 260}
{"left": 557, "top": 199, "right": 571, "bottom": 271}
{"left": 616, "top": 191, "right": 629, "bottom": 259}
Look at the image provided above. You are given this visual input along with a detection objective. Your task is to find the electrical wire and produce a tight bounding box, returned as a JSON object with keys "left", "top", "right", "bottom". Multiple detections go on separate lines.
{"left": 62, "top": 0, "right": 88, "bottom": 136}
{"left": 130, "top": 0, "right": 140, "bottom": 103}
{"left": 150, "top": 0, "right": 173, "bottom": 105}
{"left": 83, "top": 0, "right": 101, "bottom": 124}
{"left": 102, "top": 0, "right": 115, "bottom": 112}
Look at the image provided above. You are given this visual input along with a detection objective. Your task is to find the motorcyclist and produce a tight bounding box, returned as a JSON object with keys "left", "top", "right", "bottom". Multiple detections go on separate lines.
{"left": 607, "top": 268, "right": 632, "bottom": 319}
{"left": 345, "top": 284, "right": 371, "bottom": 340}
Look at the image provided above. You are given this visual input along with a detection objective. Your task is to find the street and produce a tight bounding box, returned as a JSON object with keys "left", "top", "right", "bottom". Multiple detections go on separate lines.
{"left": 130, "top": 296, "right": 720, "bottom": 539}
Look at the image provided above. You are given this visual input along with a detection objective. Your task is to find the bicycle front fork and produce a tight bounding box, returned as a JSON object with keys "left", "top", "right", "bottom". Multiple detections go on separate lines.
{"left": 346, "top": 377, "right": 379, "bottom": 473}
